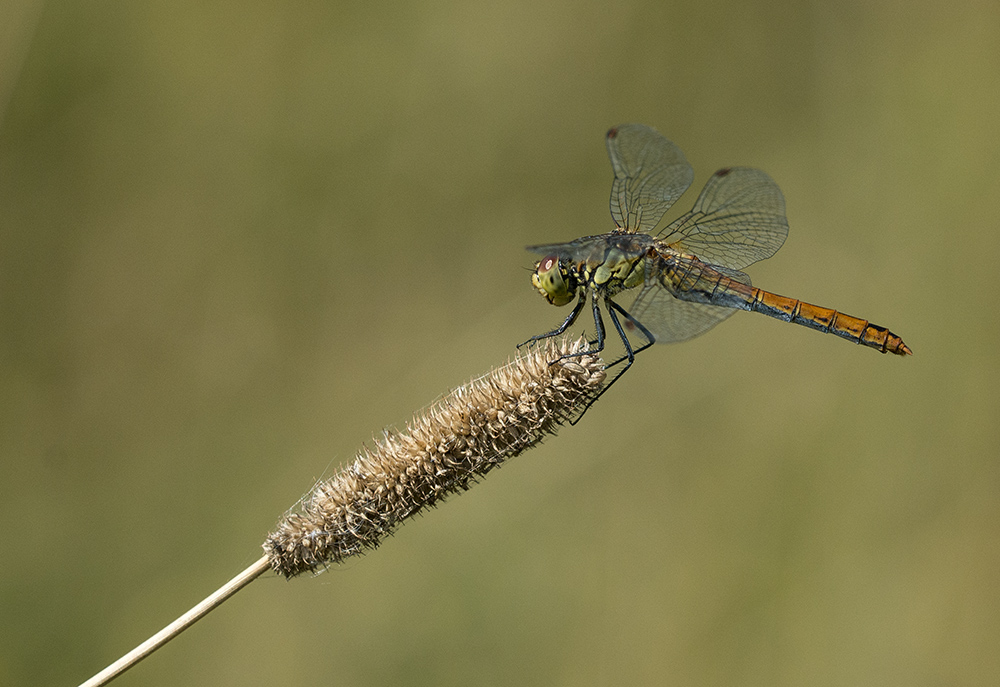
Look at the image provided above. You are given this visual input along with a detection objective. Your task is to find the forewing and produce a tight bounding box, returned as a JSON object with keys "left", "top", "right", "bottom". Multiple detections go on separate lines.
{"left": 659, "top": 167, "right": 788, "bottom": 270}
{"left": 627, "top": 268, "right": 751, "bottom": 344}
{"left": 526, "top": 234, "right": 616, "bottom": 262}
{"left": 606, "top": 124, "right": 693, "bottom": 234}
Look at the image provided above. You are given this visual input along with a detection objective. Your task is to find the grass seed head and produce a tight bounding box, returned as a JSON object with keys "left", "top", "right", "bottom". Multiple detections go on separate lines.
{"left": 263, "top": 338, "right": 604, "bottom": 578}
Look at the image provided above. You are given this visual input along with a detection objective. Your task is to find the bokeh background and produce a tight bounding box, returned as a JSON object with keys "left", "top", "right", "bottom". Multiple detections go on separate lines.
{"left": 2, "top": 1, "right": 998, "bottom": 685}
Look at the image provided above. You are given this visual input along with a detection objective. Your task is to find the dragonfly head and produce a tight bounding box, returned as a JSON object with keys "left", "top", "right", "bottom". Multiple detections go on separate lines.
{"left": 532, "top": 255, "right": 578, "bottom": 306}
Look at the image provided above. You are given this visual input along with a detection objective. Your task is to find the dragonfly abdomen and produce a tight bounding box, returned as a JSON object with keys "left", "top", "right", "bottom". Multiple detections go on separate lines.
{"left": 749, "top": 288, "right": 912, "bottom": 355}
{"left": 661, "top": 259, "right": 911, "bottom": 355}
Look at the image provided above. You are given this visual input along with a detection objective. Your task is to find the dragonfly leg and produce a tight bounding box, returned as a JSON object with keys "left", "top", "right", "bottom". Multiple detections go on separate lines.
{"left": 567, "top": 298, "right": 653, "bottom": 425}
{"left": 590, "top": 293, "right": 607, "bottom": 352}
{"left": 603, "top": 299, "right": 655, "bottom": 369}
{"left": 518, "top": 292, "right": 587, "bottom": 348}
{"left": 551, "top": 292, "right": 607, "bottom": 363}
{"left": 520, "top": 292, "right": 651, "bottom": 423}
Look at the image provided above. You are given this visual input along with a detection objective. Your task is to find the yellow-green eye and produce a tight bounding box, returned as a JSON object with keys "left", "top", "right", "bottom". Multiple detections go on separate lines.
{"left": 532, "top": 255, "right": 576, "bottom": 306}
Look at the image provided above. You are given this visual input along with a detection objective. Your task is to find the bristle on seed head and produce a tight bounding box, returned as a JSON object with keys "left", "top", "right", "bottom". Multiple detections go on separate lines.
{"left": 263, "top": 337, "right": 605, "bottom": 578}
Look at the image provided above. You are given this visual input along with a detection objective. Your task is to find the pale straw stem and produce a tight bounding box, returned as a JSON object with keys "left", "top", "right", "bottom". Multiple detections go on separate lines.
{"left": 77, "top": 556, "right": 270, "bottom": 687}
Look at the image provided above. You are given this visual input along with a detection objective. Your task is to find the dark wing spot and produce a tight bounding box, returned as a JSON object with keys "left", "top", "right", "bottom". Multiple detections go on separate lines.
{"left": 606, "top": 127, "right": 619, "bottom": 139}
{"left": 715, "top": 168, "right": 732, "bottom": 177}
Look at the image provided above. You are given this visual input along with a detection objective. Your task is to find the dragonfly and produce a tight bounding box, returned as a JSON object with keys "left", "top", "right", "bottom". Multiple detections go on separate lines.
{"left": 523, "top": 123, "right": 911, "bottom": 408}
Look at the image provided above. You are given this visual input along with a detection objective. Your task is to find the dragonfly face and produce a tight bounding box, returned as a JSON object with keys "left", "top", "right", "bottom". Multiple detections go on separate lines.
{"left": 523, "top": 123, "right": 910, "bottom": 419}
{"left": 531, "top": 255, "right": 579, "bottom": 306}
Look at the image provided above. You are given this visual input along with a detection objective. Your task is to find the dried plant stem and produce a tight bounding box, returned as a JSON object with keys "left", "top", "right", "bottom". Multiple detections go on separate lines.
{"left": 77, "top": 337, "right": 604, "bottom": 686}
{"left": 77, "top": 556, "right": 270, "bottom": 687}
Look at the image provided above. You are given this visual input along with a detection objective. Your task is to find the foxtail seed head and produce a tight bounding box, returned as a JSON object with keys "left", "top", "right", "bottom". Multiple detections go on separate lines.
{"left": 264, "top": 337, "right": 605, "bottom": 578}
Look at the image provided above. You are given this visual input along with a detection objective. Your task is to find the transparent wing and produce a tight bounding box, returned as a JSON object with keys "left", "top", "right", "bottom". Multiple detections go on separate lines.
{"left": 526, "top": 234, "right": 617, "bottom": 263}
{"left": 627, "top": 267, "right": 751, "bottom": 344}
{"left": 606, "top": 124, "right": 694, "bottom": 234}
{"left": 659, "top": 167, "right": 788, "bottom": 270}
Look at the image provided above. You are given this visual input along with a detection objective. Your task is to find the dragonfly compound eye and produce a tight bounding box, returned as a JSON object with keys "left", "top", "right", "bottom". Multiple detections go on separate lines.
{"left": 532, "top": 255, "right": 577, "bottom": 306}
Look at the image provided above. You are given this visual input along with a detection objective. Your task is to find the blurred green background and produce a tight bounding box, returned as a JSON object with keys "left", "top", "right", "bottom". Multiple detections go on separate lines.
{"left": 2, "top": 1, "right": 997, "bottom": 685}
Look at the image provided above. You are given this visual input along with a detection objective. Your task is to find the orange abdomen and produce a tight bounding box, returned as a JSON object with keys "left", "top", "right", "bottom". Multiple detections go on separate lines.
{"left": 749, "top": 288, "right": 912, "bottom": 355}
